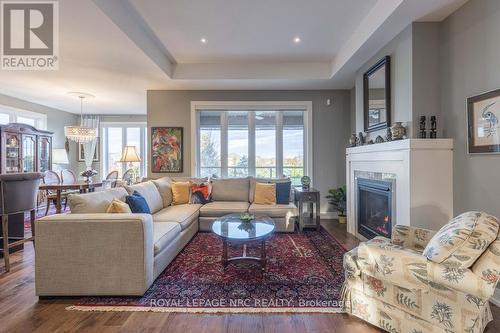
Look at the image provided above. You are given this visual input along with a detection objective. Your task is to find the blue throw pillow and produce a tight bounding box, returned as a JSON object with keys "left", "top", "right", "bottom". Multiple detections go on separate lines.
{"left": 126, "top": 191, "right": 151, "bottom": 214}
{"left": 275, "top": 181, "right": 291, "bottom": 204}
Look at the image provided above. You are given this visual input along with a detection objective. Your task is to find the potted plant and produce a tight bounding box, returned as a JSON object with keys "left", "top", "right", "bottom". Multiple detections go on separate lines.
{"left": 326, "top": 186, "right": 347, "bottom": 224}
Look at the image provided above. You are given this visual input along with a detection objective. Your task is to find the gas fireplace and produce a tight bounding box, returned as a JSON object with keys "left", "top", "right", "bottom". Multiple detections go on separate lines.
{"left": 357, "top": 178, "right": 393, "bottom": 239}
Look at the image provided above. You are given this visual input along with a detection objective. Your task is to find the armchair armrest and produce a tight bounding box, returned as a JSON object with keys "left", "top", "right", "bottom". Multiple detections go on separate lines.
{"left": 428, "top": 261, "right": 496, "bottom": 299}
{"left": 391, "top": 225, "right": 436, "bottom": 252}
{"left": 35, "top": 213, "right": 154, "bottom": 296}
{"left": 357, "top": 237, "right": 429, "bottom": 290}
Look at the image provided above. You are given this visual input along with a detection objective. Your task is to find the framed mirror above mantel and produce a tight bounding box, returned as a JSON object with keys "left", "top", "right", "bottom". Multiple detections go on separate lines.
{"left": 363, "top": 56, "right": 391, "bottom": 132}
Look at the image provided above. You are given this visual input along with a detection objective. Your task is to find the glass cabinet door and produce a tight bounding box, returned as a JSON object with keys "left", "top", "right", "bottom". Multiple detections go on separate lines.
{"left": 22, "top": 135, "right": 36, "bottom": 172}
{"left": 5, "top": 132, "right": 21, "bottom": 173}
{"left": 38, "top": 136, "right": 51, "bottom": 172}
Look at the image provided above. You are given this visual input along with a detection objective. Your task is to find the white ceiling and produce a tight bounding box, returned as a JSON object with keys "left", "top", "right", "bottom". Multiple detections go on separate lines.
{"left": 0, "top": 0, "right": 468, "bottom": 115}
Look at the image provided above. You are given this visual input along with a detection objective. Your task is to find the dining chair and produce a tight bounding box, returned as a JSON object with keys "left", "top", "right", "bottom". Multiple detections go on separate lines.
{"left": 122, "top": 169, "right": 134, "bottom": 186}
{"left": 0, "top": 172, "right": 44, "bottom": 272}
{"left": 60, "top": 169, "right": 78, "bottom": 210}
{"left": 104, "top": 170, "right": 119, "bottom": 189}
{"left": 43, "top": 170, "right": 61, "bottom": 216}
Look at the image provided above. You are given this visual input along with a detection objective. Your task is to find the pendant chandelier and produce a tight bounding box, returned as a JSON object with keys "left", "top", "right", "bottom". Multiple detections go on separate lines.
{"left": 64, "top": 92, "right": 97, "bottom": 143}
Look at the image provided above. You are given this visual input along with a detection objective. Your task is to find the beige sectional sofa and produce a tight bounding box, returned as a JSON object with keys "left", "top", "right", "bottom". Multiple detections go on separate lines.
{"left": 35, "top": 176, "right": 297, "bottom": 296}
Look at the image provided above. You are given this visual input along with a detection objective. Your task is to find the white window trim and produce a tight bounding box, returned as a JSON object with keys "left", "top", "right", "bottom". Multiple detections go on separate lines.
{"left": 190, "top": 101, "right": 313, "bottom": 184}
{"left": 100, "top": 122, "right": 147, "bottom": 177}
{"left": 0, "top": 105, "right": 47, "bottom": 129}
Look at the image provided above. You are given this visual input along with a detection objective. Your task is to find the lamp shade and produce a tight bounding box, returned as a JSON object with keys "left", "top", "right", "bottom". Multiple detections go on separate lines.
{"left": 120, "top": 146, "right": 141, "bottom": 163}
{"left": 52, "top": 148, "right": 69, "bottom": 164}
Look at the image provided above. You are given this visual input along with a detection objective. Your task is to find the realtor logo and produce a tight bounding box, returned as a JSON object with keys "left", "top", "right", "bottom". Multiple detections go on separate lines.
{"left": 1, "top": 1, "right": 59, "bottom": 70}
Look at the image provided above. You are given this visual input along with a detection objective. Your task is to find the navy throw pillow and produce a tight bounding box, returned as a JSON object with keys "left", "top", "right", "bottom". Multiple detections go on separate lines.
{"left": 126, "top": 191, "right": 151, "bottom": 214}
{"left": 275, "top": 181, "right": 291, "bottom": 204}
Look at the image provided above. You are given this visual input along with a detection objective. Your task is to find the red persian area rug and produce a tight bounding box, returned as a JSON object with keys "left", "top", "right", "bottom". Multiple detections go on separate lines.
{"left": 67, "top": 227, "right": 348, "bottom": 313}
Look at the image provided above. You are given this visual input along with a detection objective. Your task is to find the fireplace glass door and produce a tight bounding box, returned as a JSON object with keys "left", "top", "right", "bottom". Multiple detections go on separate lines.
{"left": 357, "top": 178, "right": 392, "bottom": 239}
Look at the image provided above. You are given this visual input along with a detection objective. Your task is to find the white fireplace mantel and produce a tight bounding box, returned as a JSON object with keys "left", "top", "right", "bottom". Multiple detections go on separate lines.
{"left": 346, "top": 139, "right": 453, "bottom": 239}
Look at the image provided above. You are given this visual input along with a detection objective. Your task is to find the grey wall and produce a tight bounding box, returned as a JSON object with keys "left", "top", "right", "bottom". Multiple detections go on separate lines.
{"left": 0, "top": 93, "right": 79, "bottom": 171}
{"left": 147, "top": 90, "right": 351, "bottom": 212}
{"left": 440, "top": 0, "right": 500, "bottom": 218}
{"left": 354, "top": 24, "right": 413, "bottom": 140}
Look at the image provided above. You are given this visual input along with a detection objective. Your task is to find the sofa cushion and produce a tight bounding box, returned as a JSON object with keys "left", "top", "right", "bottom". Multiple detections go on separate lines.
{"left": 153, "top": 222, "right": 181, "bottom": 255}
{"left": 199, "top": 201, "right": 250, "bottom": 217}
{"left": 68, "top": 187, "right": 128, "bottom": 213}
{"left": 249, "top": 177, "right": 292, "bottom": 202}
{"left": 423, "top": 211, "right": 499, "bottom": 268}
{"left": 153, "top": 204, "right": 202, "bottom": 230}
{"left": 211, "top": 177, "right": 250, "bottom": 202}
{"left": 126, "top": 191, "right": 151, "bottom": 214}
{"left": 249, "top": 202, "right": 297, "bottom": 218}
{"left": 275, "top": 181, "right": 291, "bottom": 204}
{"left": 171, "top": 181, "right": 191, "bottom": 205}
{"left": 152, "top": 177, "right": 173, "bottom": 207}
{"left": 106, "top": 198, "right": 132, "bottom": 213}
{"left": 171, "top": 177, "right": 208, "bottom": 185}
{"left": 254, "top": 182, "right": 276, "bottom": 205}
{"left": 125, "top": 181, "right": 163, "bottom": 213}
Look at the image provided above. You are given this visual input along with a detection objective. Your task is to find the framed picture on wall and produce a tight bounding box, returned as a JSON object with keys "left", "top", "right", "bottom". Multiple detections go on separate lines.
{"left": 151, "top": 127, "right": 183, "bottom": 173}
{"left": 467, "top": 88, "right": 500, "bottom": 154}
{"left": 78, "top": 138, "right": 100, "bottom": 162}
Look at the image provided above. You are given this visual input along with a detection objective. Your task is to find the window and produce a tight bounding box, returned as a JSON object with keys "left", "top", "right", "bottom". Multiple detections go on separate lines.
{"left": 195, "top": 104, "right": 310, "bottom": 185}
{"left": 101, "top": 123, "right": 147, "bottom": 178}
{"left": 0, "top": 107, "right": 47, "bottom": 129}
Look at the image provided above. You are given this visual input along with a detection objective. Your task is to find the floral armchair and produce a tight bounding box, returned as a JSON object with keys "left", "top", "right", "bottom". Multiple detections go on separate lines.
{"left": 342, "top": 211, "right": 500, "bottom": 333}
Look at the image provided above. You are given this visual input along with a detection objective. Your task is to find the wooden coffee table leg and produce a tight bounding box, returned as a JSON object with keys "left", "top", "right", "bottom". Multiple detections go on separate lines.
{"left": 261, "top": 239, "right": 267, "bottom": 272}
{"left": 222, "top": 238, "right": 228, "bottom": 269}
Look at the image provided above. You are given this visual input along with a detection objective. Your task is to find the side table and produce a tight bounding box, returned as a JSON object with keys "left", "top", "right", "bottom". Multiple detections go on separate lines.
{"left": 294, "top": 187, "right": 320, "bottom": 231}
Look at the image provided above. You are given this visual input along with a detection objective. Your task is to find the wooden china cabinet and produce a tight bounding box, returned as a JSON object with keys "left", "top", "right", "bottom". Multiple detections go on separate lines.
{"left": 0, "top": 123, "right": 53, "bottom": 174}
{"left": 0, "top": 123, "right": 54, "bottom": 256}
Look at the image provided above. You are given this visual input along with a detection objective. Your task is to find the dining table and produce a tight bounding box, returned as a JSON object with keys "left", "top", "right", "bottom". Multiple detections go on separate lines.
{"left": 39, "top": 181, "right": 103, "bottom": 214}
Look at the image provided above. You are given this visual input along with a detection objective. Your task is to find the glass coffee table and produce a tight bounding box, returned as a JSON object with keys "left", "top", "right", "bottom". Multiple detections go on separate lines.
{"left": 212, "top": 214, "right": 275, "bottom": 272}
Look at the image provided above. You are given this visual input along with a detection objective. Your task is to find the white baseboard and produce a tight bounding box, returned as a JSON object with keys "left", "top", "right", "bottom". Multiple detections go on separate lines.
{"left": 491, "top": 287, "right": 500, "bottom": 307}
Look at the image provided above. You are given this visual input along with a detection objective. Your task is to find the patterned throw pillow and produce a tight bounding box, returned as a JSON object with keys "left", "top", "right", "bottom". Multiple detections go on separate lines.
{"left": 190, "top": 182, "right": 212, "bottom": 204}
{"left": 423, "top": 211, "right": 499, "bottom": 268}
{"left": 254, "top": 182, "right": 276, "bottom": 205}
{"left": 106, "top": 198, "right": 132, "bottom": 213}
{"left": 125, "top": 191, "right": 151, "bottom": 214}
{"left": 171, "top": 181, "right": 191, "bottom": 205}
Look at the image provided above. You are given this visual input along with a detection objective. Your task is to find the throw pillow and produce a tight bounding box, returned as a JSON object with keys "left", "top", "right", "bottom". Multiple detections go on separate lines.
{"left": 106, "top": 198, "right": 132, "bottom": 213}
{"left": 190, "top": 182, "right": 212, "bottom": 204}
{"left": 254, "top": 182, "right": 276, "bottom": 205}
{"left": 275, "top": 181, "right": 291, "bottom": 204}
{"left": 423, "top": 211, "right": 499, "bottom": 268}
{"left": 171, "top": 181, "right": 191, "bottom": 205}
{"left": 125, "top": 191, "right": 151, "bottom": 214}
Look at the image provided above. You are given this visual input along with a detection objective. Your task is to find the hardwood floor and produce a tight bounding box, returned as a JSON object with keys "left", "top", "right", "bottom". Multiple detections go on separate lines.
{"left": 1, "top": 220, "right": 498, "bottom": 333}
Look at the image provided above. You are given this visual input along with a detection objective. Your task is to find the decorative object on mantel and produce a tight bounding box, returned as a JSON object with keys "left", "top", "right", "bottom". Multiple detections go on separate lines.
{"left": 390, "top": 122, "right": 406, "bottom": 140}
{"left": 385, "top": 127, "right": 392, "bottom": 141}
{"left": 357, "top": 132, "right": 365, "bottom": 145}
{"left": 430, "top": 116, "right": 437, "bottom": 138}
{"left": 348, "top": 134, "right": 357, "bottom": 147}
{"left": 64, "top": 92, "right": 97, "bottom": 144}
{"left": 300, "top": 175, "right": 311, "bottom": 190}
{"left": 375, "top": 135, "right": 384, "bottom": 144}
{"left": 467, "top": 88, "right": 500, "bottom": 154}
{"left": 326, "top": 186, "right": 347, "bottom": 224}
{"left": 80, "top": 169, "right": 98, "bottom": 183}
{"left": 418, "top": 115, "right": 427, "bottom": 138}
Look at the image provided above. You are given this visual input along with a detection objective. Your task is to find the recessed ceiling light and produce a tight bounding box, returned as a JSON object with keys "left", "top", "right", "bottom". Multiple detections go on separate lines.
{"left": 293, "top": 36, "right": 301, "bottom": 44}
{"left": 200, "top": 38, "right": 207, "bottom": 44}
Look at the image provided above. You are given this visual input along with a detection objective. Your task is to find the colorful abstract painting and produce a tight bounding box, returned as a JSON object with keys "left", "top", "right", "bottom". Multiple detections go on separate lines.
{"left": 151, "top": 127, "right": 183, "bottom": 172}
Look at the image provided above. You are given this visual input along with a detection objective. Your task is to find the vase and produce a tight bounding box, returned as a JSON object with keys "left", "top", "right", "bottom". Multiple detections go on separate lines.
{"left": 391, "top": 122, "right": 406, "bottom": 140}
{"left": 338, "top": 215, "right": 347, "bottom": 224}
